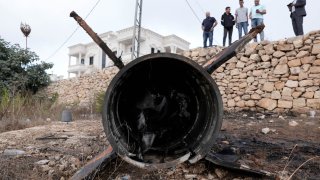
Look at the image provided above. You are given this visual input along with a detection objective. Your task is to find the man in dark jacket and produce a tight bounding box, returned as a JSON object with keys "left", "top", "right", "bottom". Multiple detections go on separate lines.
{"left": 288, "top": 0, "right": 307, "bottom": 36}
{"left": 202, "top": 12, "right": 218, "bottom": 48}
{"left": 221, "top": 7, "right": 235, "bottom": 47}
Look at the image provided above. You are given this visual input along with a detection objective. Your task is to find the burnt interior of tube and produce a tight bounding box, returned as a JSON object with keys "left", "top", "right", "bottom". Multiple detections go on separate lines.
{"left": 110, "top": 58, "right": 215, "bottom": 163}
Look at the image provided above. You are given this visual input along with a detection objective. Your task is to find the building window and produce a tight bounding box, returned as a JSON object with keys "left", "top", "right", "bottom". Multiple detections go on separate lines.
{"left": 81, "top": 59, "right": 85, "bottom": 64}
{"left": 157, "top": 50, "right": 161, "bottom": 53}
{"left": 89, "top": 56, "right": 94, "bottom": 65}
{"left": 151, "top": 47, "right": 155, "bottom": 54}
{"left": 130, "top": 47, "right": 132, "bottom": 52}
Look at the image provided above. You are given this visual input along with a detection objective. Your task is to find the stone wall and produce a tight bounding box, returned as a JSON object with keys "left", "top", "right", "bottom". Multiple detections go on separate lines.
{"left": 43, "top": 30, "right": 320, "bottom": 113}
{"left": 43, "top": 67, "right": 119, "bottom": 106}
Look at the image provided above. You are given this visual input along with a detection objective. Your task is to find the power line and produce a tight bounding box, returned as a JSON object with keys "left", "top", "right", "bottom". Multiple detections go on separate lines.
{"left": 46, "top": 0, "right": 101, "bottom": 61}
{"left": 194, "top": 0, "right": 205, "bottom": 13}
{"left": 185, "top": 0, "right": 202, "bottom": 23}
{"left": 184, "top": 0, "right": 220, "bottom": 45}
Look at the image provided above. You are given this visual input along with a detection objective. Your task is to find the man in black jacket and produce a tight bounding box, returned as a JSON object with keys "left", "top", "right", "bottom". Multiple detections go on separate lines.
{"left": 221, "top": 7, "right": 235, "bottom": 47}
{"left": 288, "top": 0, "right": 307, "bottom": 36}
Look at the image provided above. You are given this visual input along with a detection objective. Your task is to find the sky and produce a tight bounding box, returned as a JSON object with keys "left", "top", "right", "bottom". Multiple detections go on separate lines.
{"left": 0, "top": 0, "right": 319, "bottom": 78}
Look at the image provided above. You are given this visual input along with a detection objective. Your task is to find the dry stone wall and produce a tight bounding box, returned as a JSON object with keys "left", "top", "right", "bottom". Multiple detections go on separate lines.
{"left": 43, "top": 67, "right": 119, "bottom": 106}
{"left": 42, "top": 30, "right": 320, "bottom": 113}
{"left": 183, "top": 30, "right": 320, "bottom": 113}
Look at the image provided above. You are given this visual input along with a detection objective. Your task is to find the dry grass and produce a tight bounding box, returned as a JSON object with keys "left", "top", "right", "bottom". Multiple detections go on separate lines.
{"left": 0, "top": 90, "right": 65, "bottom": 133}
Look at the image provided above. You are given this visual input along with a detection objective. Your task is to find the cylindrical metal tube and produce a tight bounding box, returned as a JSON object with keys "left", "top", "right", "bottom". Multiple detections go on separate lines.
{"left": 102, "top": 53, "right": 223, "bottom": 169}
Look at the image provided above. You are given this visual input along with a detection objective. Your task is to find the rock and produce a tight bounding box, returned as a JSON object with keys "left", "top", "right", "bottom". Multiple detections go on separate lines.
{"left": 247, "top": 77, "right": 255, "bottom": 83}
{"left": 313, "top": 60, "right": 320, "bottom": 66}
{"left": 243, "top": 63, "right": 256, "bottom": 72}
{"left": 250, "top": 54, "right": 261, "bottom": 61}
{"left": 301, "top": 56, "right": 316, "bottom": 64}
{"left": 312, "top": 43, "right": 320, "bottom": 54}
{"left": 288, "top": 59, "right": 301, "bottom": 67}
{"left": 278, "top": 100, "right": 293, "bottom": 109}
{"left": 296, "top": 51, "right": 309, "bottom": 58}
{"left": 214, "top": 168, "right": 228, "bottom": 179}
{"left": 285, "top": 80, "right": 299, "bottom": 88}
{"left": 302, "top": 64, "right": 311, "bottom": 72}
{"left": 290, "top": 67, "right": 301, "bottom": 75}
{"left": 302, "top": 92, "right": 314, "bottom": 98}
{"left": 298, "top": 72, "right": 308, "bottom": 80}
{"left": 286, "top": 50, "right": 297, "bottom": 57}
{"left": 257, "top": 98, "right": 277, "bottom": 110}
{"left": 3, "top": 149, "right": 26, "bottom": 156}
{"left": 310, "top": 66, "right": 320, "bottom": 73}
{"left": 245, "top": 100, "right": 255, "bottom": 107}
{"left": 116, "top": 175, "right": 131, "bottom": 180}
{"left": 41, "top": 165, "right": 51, "bottom": 172}
{"left": 279, "top": 116, "right": 285, "bottom": 120}
{"left": 236, "top": 100, "right": 245, "bottom": 108}
{"left": 274, "top": 64, "right": 288, "bottom": 74}
{"left": 271, "top": 91, "right": 281, "bottom": 99}
{"left": 273, "top": 51, "right": 285, "bottom": 58}
{"left": 293, "top": 39, "right": 304, "bottom": 48}
{"left": 236, "top": 61, "right": 245, "bottom": 68}
{"left": 289, "top": 121, "right": 299, "bottom": 127}
{"left": 230, "top": 69, "right": 240, "bottom": 76}
{"left": 251, "top": 94, "right": 261, "bottom": 100}
{"left": 35, "top": 160, "right": 50, "bottom": 165}
{"left": 240, "top": 56, "right": 249, "bottom": 62}
{"left": 314, "top": 91, "right": 320, "bottom": 98}
{"left": 275, "top": 82, "right": 285, "bottom": 90}
{"left": 263, "top": 82, "right": 274, "bottom": 92}
{"left": 227, "top": 99, "right": 236, "bottom": 107}
{"left": 307, "top": 99, "right": 320, "bottom": 108}
{"left": 292, "top": 91, "right": 303, "bottom": 98}
{"left": 261, "top": 127, "right": 270, "bottom": 134}
{"left": 252, "top": 70, "right": 263, "bottom": 76}
{"left": 264, "top": 44, "right": 275, "bottom": 55}
{"left": 299, "top": 80, "right": 313, "bottom": 87}
{"left": 199, "top": 48, "right": 208, "bottom": 57}
{"left": 245, "top": 43, "right": 258, "bottom": 56}
{"left": 191, "top": 51, "right": 199, "bottom": 57}
{"left": 185, "top": 174, "right": 197, "bottom": 179}
{"left": 46, "top": 118, "right": 51, "bottom": 122}
{"left": 261, "top": 55, "right": 270, "bottom": 62}
{"left": 239, "top": 82, "right": 248, "bottom": 88}
{"left": 293, "top": 98, "right": 306, "bottom": 108}
{"left": 277, "top": 44, "right": 294, "bottom": 51}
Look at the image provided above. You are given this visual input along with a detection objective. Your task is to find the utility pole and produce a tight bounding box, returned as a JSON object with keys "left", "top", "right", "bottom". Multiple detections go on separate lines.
{"left": 131, "top": 0, "right": 143, "bottom": 60}
{"left": 20, "top": 22, "right": 31, "bottom": 50}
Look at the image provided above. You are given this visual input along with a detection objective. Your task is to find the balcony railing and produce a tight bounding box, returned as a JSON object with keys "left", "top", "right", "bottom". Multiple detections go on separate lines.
{"left": 68, "top": 64, "right": 89, "bottom": 73}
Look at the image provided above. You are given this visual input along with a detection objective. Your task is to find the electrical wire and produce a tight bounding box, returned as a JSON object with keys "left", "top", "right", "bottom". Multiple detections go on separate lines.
{"left": 45, "top": 0, "right": 101, "bottom": 61}
{"left": 184, "top": 0, "right": 220, "bottom": 45}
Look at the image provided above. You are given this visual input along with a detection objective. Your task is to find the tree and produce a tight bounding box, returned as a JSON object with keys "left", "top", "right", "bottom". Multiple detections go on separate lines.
{"left": 0, "top": 38, "right": 53, "bottom": 94}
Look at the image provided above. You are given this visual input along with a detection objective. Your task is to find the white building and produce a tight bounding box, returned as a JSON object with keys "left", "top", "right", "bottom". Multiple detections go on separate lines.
{"left": 67, "top": 26, "right": 190, "bottom": 78}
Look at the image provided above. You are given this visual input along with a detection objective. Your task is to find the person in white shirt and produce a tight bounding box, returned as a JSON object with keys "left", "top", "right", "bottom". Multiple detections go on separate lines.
{"left": 235, "top": 0, "right": 249, "bottom": 39}
{"left": 249, "top": 0, "right": 266, "bottom": 42}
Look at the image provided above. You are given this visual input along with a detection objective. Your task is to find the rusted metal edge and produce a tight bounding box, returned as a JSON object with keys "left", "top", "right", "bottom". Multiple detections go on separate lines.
{"left": 204, "top": 25, "right": 265, "bottom": 74}
{"left": 205, "top": 151, "right": 275, "bottom": 179}
{"left": 70, "top": 146, "right": 116, "bottom": 180}
{"left": 70, "top": 11, "right": 124, "bottom": 69}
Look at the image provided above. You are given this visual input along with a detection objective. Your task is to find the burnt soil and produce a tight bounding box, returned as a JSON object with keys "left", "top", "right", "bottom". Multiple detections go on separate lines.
{"left": 0, "top": 112, "right": 319, "bottom": 180}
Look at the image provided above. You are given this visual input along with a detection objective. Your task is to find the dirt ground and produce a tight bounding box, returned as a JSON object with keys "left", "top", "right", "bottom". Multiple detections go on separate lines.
{"left": 0, "top": 112, "right": 319, "bottom": 180}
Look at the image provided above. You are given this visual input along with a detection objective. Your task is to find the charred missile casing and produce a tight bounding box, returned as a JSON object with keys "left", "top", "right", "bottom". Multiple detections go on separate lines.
{"left": 70, "top": 11, "right": 264, "bottom": 170}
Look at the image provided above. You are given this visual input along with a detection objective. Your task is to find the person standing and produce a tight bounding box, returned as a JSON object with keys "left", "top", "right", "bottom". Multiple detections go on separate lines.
{"left": 288, "top": 0, "right": 306, "bottom": 36}
{"left": 249, "top": 0, "right": 266, "bottom": 42}
{"left": 221, "top": 7, "right": 235, "bottom": 47}
{"left": 202, "top": 12, "right": 218, "bottom": 48}
{"left": 235, "top": 0, "right": 249, "bottom": 39}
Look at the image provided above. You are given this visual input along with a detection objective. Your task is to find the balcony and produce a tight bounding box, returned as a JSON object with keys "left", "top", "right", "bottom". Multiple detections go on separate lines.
{"left": 68, "top": 64, "right": 89, "bottom": 73}
{"left": 69, "top": 44, "right": 86, "bottom": 56}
